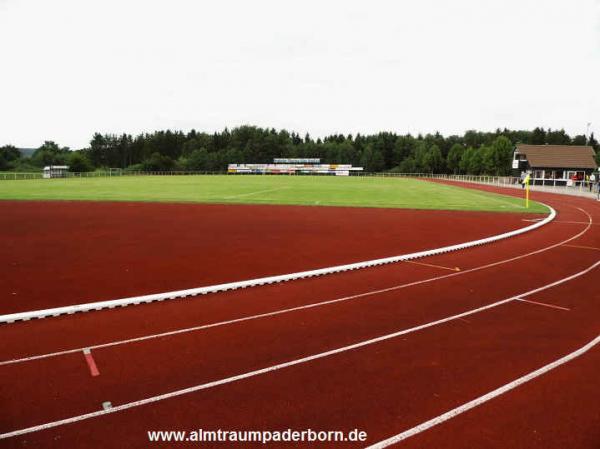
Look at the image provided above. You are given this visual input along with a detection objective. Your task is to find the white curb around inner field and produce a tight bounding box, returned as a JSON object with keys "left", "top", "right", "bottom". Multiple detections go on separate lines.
{"left": 0, "top": 205, "right": 556, "bottom": 324}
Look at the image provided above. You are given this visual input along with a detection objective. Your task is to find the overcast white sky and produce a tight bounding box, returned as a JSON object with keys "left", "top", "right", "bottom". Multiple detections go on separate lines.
{"left": 1, "top": 0, "right": 599, "bottom": 149}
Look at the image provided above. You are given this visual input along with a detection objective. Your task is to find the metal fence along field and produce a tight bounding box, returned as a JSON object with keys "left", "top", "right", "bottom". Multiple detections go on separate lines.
{"left": 1, "top": 170, "right": 597, "bottom": 198}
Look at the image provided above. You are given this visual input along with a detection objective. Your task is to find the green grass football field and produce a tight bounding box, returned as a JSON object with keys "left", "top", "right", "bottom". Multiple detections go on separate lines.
{"left": 0, "top": 175, "right": 548, "bottom": 213}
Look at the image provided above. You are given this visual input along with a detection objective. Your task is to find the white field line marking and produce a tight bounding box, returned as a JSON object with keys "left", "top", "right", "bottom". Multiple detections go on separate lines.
{"left": 0, "top": 207, "right": 592, "bottom": 367}
{"left": 464, "top": 189, "right": 526, "bottom": 209}
{"left": 223, "top": 186, "right": 286, "bottom": 199}
{"left": 515, "top": 298, "right": 571, "bottom": 311}
{"left": 419, "top": 180, "right": 528, "bottom": 210}
{"left": 0, "top": 261, "right": 598, "bottom": 440}
{"left": 365, "top": 333, "right": 600, "bottom": 449}
{"left": 0, "top": 204, "right": 557, "bottom": 324}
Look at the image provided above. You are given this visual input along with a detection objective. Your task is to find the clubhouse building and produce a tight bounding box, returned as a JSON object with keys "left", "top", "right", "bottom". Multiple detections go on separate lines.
{"left": 512, "top": 144, "right": 598, "bottom": 186}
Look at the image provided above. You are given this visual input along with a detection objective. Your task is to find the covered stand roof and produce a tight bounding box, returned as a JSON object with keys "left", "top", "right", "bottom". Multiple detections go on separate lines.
{"left": 515, "top": 144, "right": 597, "bottom": 169}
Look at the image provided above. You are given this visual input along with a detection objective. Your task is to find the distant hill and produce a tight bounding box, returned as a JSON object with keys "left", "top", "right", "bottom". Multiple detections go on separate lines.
{"left": 18, "top": 148, "right": 36, "bottom": 157}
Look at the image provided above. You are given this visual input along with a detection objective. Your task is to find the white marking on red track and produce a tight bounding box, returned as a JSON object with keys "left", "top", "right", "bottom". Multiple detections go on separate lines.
{"left": 0, "top": 203, "right": 558, "bottom": 324}
{"left": 403, "top": 260, "right": 460, "bottom": 271}
{"left": 562, "top": 244, "right": 600, "bottom": 251}
{"left": 553, "top": 220, "right": 600, "bottom": 225}
{"left": 366, "top": 333, "right": 600, "bottom": 448}
{"left": 515, "top": 298, "right": 570, "bottom": 311}
{"left": 0, "top": 207, "right": 593, "bottom": 368}
{"left": 0, "top": 260, "right": 597, "bottom": 441}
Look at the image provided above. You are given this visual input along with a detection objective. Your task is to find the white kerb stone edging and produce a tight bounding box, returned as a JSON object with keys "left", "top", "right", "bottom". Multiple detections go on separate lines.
{"left": 0, "top": 205, "right": 556, "bottom": 324}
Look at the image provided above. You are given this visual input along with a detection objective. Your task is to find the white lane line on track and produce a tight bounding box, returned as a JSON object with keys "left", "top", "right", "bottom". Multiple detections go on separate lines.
{"left": 562, "top": 244, "right": 600, "bottom": 251}
{"left": 1, "top": 260, "right": 598, "bottom": 440}
{"left": 365, "top": 333, "right": 600, "bottom": 448}
{"left": 552, "top": 220, "right": 600, "bottom": 225}
{"left": 403, "top": 260, "right": 460, "bottom": 272}
{"left": 0, "top": 207, "right": 593, "bottom": 367}
{"left": 515, "top": 298, "right": 571, "bottom": 311}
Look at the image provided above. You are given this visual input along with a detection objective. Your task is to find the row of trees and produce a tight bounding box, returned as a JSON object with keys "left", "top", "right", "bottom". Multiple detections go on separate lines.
{"left": 2, "top": 126, "right": 599, "bottom": 174}
{"left": 0, "top": 141, "right": 93, "bottom": 172}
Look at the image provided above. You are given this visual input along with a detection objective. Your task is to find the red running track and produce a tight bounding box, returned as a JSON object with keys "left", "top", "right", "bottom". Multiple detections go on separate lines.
{"left": 0, "top": 201, "right": 543, "bottom": 314}
{"left": 0, "top": 182, "right": 598, "bottom": 448}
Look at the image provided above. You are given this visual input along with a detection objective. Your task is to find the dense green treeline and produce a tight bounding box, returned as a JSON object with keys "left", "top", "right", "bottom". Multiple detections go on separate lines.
{"left": 2, "top": 126, "right": 599, "bottom": 174}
